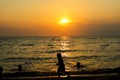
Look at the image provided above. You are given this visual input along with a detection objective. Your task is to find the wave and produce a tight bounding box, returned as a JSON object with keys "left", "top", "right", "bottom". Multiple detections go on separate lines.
{"left": 107, "top": 55, "right": 120, "bottom": 62}
{"left": 43, "top": 49, "right": 94, "bottom": 53}
{"left": 20, "top": 44, "right": 35, "bottom": 46}
{"left": 69, "top": 55, "right": 107, "bottom": 60}
{"left": 110, "top": 41, "right": 120, "bottom": 44}
{"left": 101, "top": 44, "right": 110, "bottom": 46}
{"left": 5, "top": 57, "right": 55, "bottom": 61}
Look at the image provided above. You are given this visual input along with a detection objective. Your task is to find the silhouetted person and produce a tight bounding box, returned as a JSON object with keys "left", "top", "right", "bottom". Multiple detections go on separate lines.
{"left": 57, "top": 53, "right": 65, "bottom": 77}
{"left": 0, "top": 66, "right": 3, "bottom": 80}
{"left": 18, "top": 64, "right": 22, "bottom": 72}
{"left": 76, "top": 62, "right": 84, "bottom": 69}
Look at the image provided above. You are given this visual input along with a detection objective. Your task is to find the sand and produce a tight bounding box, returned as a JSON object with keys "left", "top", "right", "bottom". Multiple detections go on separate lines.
{"left": 1, "top": 67, "right": 120, "bottom": 80}
{"left": 2, "top": 74, "right": 120, "bottom": 80}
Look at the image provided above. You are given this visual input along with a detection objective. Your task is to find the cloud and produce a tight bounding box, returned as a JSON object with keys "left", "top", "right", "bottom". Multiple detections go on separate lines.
{"left": 0, "top": 22, "right": 120, "bottom": 36}
{"left": 86, "top": 22, "right": 120, "bottom": 36}
{"left": 68, "top": 21, "right": 120, "bottom": 36}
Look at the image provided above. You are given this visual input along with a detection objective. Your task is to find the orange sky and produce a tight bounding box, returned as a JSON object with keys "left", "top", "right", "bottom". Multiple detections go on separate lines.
{"left": 0, "top": 0, "right": 120, "bottom": 36}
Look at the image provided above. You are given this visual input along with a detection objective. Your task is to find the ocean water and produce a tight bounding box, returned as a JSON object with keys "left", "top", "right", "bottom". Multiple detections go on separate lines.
{"left": 0, "top": 36, "right": 120, "bottom": 73}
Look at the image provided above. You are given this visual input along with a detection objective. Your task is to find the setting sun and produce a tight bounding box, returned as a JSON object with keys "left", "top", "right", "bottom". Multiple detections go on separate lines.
{"left": 59, "top": 18, "right": 70, "bottom": 25}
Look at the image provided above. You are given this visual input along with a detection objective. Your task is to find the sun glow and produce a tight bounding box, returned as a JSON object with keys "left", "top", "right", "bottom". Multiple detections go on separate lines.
{"left": 59, "top": 18, "right": 70, "bottom": 25}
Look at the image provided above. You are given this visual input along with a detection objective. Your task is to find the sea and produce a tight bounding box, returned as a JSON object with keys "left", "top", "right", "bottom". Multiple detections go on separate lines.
{"left": 0, "top": 36, "right": 120, "bottom": 73}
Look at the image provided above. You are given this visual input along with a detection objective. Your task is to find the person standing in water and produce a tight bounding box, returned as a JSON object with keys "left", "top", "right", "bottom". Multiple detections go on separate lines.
{"left": 57, "top": 53, "right": 65, "bottom": 77}
{"left": 76, "top": 62, "right": 84, "bottom": 69}
{"left": 18, "top": 64, "right": 22, "bottom": 72}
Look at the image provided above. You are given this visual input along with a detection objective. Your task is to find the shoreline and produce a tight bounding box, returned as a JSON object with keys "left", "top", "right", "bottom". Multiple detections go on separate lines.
{"left": 2, "top": 73, "right": 120, "bottom": 80}
{"left": 2, "top": 74, "right": 119, "bottom": 80}
{"left": 1, "top": 67, "right": 120, "bottom": 80}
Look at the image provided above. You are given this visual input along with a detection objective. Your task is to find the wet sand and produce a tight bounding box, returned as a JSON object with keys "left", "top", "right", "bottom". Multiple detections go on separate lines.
{"left": 2, "top": 74, "right": 120, "bottom": 80}
{"left": 1, "top": 67, "right": 120, "bottom": 80}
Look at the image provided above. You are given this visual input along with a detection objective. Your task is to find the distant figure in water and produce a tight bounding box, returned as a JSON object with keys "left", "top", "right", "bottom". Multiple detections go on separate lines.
{"left": 76, "top": 62, "right": 84, "bottom": 69}
{"left": 0, "top": 66, "right": 3, "bottom": 80}
{"left": 18, "top": 64, "right": 22, "bottom": 72}
{"left": 52, "top": 38, "right": 54, "bottom": 41}
{"left": 57, "top": 53, "right": 65, "bottom": 77}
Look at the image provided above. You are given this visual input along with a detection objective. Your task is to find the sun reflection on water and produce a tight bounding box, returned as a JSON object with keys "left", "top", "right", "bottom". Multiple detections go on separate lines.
{"left": 60, "top": 36, "right": 70, "bottom": 49}
{"left": 59, "top": 36, "right": 71, "bottom": 57}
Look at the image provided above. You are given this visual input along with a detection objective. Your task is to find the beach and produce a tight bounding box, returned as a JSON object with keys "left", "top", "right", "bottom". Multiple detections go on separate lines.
{"left": 2, "top": 75, "right": 119, "bottom": 80}
{"left": 1, "top": 67, "right": 120, "bottom": 80}
{"left": 0, "top": 37, "right": 120, "bottom": 80}
{"left": 1, "top": 0, "right": 120, "bottom": 79}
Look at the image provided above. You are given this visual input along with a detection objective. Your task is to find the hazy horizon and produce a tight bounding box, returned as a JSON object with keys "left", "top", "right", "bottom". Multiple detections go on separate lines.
{"left": 0, "top": 0, "right": 120, "bottom": 36}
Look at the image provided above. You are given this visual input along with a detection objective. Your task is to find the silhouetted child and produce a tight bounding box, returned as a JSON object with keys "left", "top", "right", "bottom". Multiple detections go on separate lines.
{"left": 76, "top": 62, "right": 84, "bottom": 69}
{"left": 57, "top": 53, "right": 65, "bottom": 77}
{"left": 0, "top": 66, "right": 3, "bottom": 80}
{"left": 18, "top": 64, "right": 22, "bottom": 72}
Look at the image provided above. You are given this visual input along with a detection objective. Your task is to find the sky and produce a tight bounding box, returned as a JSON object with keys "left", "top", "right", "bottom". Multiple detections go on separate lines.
{"left": 0, "top": 0, "right": 120, "bottom": 36}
